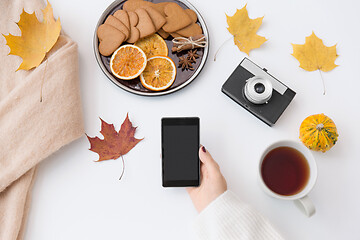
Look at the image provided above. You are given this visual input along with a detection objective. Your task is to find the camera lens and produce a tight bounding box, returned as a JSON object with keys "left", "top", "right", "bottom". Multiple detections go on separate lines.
{"left": 244, "top": 76, "right": 273, "bottom": 104}
{"left": 254, "top": 83, "right": 265, "bottom": 94}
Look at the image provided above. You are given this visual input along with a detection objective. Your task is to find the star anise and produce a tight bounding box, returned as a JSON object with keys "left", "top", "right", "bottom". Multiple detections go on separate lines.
{"left": 187, "top": 49, "right": 200, "bottom": 62}
{"left": 178, "top": 56, "right": 194, "bottom": 71}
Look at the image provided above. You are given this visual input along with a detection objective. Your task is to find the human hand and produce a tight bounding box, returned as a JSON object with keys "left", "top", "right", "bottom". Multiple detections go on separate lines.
{"left": 187, "top": 146, "right": 227, "bottom": 213}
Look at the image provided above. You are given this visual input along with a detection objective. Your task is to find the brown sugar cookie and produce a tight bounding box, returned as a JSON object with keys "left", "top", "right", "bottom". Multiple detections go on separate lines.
{"left": 152, "top": 2, "right": 168, "bottom": 17}
{"left": 175, "top": 22, "right": 202, "bottom": 38}
{"left": 135, "top": 8, "right": 156, "bottom": 38}
{"left": 123, "top": 0, "right": 154, "bottom": 12}
{"left": 128, "top": 11, "right": 139, "bottom": 27}
{"left": 127, "top": 26, "right": 140, "bottom": 43}
{"left": 162, "top": 3, "right": 192, "bottom": 33}
{"left": 143, "top": 6, "right": 166, "bottom": 31}
{"left": 170, "top": 32, "right": 182, "bottom": 38}
{"left": 104, "top": 15, "right": 129, "bottom": 39}
{"left": 157, "top": 28, "right": 170, "bottom": 39}
{"left": 185, "top": 9, "right": 197, "bottom": 22}
{"left": 113, "top": 10, "right": 130, "bottom": 30}
{"left": 97, "top": 24, "right": 126, "bottom": 56}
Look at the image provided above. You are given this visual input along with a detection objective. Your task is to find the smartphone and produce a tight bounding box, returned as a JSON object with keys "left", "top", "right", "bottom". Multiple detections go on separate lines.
{"left": 161, "top": 117, "right": 200, "bottom": 187}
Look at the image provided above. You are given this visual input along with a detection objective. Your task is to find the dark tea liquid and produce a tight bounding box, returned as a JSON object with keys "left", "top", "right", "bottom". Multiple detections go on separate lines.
{"left": 261, "top": 147, "right": 310, "bottom": 196}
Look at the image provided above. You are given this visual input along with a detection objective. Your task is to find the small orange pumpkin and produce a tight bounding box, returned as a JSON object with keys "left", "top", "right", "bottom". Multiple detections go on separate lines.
{"left": 299, "top": 113, "right": 338, "bottom": 153}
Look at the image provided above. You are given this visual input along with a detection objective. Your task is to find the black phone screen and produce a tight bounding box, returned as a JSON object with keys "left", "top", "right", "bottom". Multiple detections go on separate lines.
{"left": 161, "top": 118, "right": 199, "bottom": 187}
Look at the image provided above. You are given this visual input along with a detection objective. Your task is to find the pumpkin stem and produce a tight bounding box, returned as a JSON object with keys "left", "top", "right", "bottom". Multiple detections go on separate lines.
{"left": 316, "top": 123, "right": 324, "bottom": 131}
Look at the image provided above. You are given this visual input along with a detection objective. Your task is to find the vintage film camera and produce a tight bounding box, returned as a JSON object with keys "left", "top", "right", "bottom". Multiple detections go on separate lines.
{"left": 222, "top": 58, "right": 296, "bottom": 126}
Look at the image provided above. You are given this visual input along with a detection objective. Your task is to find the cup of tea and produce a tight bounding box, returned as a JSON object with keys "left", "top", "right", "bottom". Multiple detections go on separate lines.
{"left": 259, "top": 140, "right": 317, "bottom": 217}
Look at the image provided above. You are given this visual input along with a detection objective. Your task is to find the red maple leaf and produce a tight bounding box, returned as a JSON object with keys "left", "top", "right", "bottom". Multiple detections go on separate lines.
{"left": 86, "top": 113, "right": 143, "bottom": 179}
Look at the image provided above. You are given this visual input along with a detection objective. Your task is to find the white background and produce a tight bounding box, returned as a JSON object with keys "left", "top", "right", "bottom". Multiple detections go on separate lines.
{"left": 26, "top": 0, "right": 360, "bottom": 239}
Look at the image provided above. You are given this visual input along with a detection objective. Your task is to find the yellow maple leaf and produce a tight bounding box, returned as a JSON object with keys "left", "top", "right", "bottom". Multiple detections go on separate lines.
{"left": 3, "top": 1, "right": 61, "bottom": 71}
{"left": 291, "top": 32, "right": 338, "bottom": 72}
{"left": 226, "top": 5, "right": 267, "bottom": 55}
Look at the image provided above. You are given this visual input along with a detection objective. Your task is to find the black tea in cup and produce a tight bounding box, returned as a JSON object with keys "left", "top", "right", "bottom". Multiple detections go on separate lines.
{"left": 261, "top": 146, "right": 310, "bottom": 196}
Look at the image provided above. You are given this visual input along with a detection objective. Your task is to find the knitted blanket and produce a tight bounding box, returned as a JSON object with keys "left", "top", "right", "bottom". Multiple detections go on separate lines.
{"left": 0, "top": 0, "right": 84, "bottom": 239}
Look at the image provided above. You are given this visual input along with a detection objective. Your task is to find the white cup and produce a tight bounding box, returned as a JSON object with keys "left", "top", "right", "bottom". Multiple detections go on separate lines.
{"left": 258, "top": 140, "right": 317, "bottom": 217}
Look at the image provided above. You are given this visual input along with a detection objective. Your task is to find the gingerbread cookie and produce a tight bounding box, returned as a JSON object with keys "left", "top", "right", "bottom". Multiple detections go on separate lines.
{"left": 144, "top": 6, "right": 166, "bottom": 31}
{"left": 170, "top": 32, "right": 182, "bottom": 38}
{"left": 123, "top": 0, "right": 154, "bottom": 12}
{"left": 97, "top": 24, "right": 125, "bottom": 56}
{"left": 157, "top": 28, "right": 170, "bottom": 39}
{"left": 104, "top": 15, "right": 129, "bottom": 39}
{"left": 162, "top": 3, "right": 192, "bottom": 33}
{"left": 114, "top": 10, "right": 130, "bottom": 30}
{"left": 127, "top": 26, "right": 140, "bottom": 43}
{"left": 185, "top": 9, "right": 197, "bottom": 22}
{"left": 152, "top": 2, "right": 168, "bottom": 17}
{"left": 175, "top": 22, "right": 202, "bottom": 38}
{"left": 135, "top": 8, "right": 156, "bottom": 38}
{"left": 128, "top": 11, "right": 139, "bottom": 27}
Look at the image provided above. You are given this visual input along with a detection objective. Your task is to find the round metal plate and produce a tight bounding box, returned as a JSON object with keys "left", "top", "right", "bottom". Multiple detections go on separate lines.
{"left": 93, "top": 0, "right": 209, "bottom": 96}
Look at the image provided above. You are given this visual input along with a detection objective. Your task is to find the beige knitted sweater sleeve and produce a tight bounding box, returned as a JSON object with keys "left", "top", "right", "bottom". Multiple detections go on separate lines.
{"left": 193, "top": 191, "right": 284, "bottom": 240}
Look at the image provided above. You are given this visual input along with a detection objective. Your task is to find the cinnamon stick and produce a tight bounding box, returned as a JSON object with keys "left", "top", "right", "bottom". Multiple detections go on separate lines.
{"left": 171, "top": 34, "right": 207, "bottom": 53}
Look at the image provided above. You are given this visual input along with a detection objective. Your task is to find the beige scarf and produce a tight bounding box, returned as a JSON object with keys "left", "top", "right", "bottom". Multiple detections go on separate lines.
{"left": 0, "top": 0, "right": 84, "bottom": 239}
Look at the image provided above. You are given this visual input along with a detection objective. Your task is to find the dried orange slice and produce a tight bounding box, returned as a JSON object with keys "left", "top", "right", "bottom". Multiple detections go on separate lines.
{"left": 134, "top": 34, "right": 168, "bottom": 58}
{"left": 110, "top": 45, "right": 147, "bottom": 80}
{"left": 140, "top": 56, "right": 176, "bottom": 91}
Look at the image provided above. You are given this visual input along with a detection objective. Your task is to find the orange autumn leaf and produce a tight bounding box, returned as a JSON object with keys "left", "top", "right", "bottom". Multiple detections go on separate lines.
{"left": 226, "top": 5, "right": 267, "bottom": 55}
{"left": 87, "top": 114, "right": 143, "bottom": 162}
{"left": 3, "top": 0, "right": 61, "bottom": 70}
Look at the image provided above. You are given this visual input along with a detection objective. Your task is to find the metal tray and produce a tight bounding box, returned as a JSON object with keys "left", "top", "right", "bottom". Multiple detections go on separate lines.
{"left": 93, "top": 0, "right": 209, "bottom": 96}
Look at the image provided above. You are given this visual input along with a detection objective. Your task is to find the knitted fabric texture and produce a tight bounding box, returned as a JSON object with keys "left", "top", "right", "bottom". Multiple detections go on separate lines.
{"left": 0, "top": 0, "right": 84, "bottom": 239}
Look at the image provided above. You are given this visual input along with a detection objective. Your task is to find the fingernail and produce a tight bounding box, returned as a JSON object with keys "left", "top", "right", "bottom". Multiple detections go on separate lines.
{"left": 202, "top": 146, "right": 206, "bottom": 153}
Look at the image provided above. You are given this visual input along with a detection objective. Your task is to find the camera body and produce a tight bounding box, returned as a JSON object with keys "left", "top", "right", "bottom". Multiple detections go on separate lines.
{"left": 222, "top": 58, "right": 296, "bottom": 126}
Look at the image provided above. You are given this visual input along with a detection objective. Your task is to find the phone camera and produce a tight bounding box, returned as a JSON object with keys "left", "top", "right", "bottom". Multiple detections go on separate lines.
{"left": 244, "top": 76, "right": 272, "bottom": 104}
